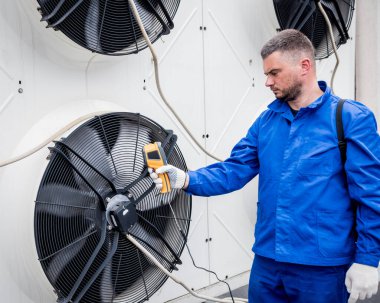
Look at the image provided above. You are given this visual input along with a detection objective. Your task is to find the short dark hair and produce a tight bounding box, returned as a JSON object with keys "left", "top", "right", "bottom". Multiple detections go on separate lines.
{"left": 261, "top": 29, "right": 315, "bottom": 61}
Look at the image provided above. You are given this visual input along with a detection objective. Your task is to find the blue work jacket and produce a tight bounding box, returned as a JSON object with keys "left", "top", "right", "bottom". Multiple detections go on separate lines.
{"left": 187, "top": 82, "right": 380, "bottom": 267}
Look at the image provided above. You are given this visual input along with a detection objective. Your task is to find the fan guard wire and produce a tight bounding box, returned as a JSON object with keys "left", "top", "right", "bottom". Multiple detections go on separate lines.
{"left": 36, "top": 0, "right": 180, "bottom": 55}
{"left": 273, "top": 0, "right": 354, "bottom": 60}
{"left": 35, "top": 112, "right": 192, "bottom": 303}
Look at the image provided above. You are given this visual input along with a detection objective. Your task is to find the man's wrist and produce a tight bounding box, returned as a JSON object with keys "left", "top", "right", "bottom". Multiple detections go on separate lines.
{"left": 182, "top": 173, "right": 189, "bottom": 190}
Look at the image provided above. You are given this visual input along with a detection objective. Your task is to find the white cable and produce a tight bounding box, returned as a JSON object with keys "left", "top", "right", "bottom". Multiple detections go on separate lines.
{"left": 0, "top": 111, "right": 111, "bottom": 167}
{"left": 126, "top": 233, "right": 248, "bottom": 303}
{"left": 127, "top": 0, "right": 222, "bottom": 162}
{"left": 317, "top": 1, "right": 340, "bottom": 94}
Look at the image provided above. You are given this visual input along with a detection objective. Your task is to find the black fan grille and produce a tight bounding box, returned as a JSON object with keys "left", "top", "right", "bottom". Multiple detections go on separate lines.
{"left": 273, "top": 0, "right": 355, "bottom": 59}
{"left": 35, "top": 112, "right": 191, "bottom": 303}
{"left": 36, "top": 0, "right": 181, "bottom": 55}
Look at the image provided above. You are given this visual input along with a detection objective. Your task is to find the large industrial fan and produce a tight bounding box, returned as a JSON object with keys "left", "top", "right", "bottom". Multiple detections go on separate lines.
{"left": 273, "top": 0, "right": 355, "bottom": 59}
{"left": 36, "top": 0, "right": 181, "bottom": 55}
{"left": 34, "top": 112, "right": 191, "bottom": 303}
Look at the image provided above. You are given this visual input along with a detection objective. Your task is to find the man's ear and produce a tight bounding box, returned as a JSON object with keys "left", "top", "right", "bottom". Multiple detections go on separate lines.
{"left": 300, "top": 58, "right": 312, "bottom": 75}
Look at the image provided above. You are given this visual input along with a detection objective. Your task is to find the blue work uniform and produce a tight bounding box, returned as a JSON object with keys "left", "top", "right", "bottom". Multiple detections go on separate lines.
{"left": 186, "top": 82, "right": 380, "bottom": 302}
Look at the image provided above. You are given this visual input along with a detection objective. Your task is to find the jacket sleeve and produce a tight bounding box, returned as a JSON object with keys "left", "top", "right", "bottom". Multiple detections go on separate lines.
{"left": 344, "top": 101, "right": 380, "bottom": 267}
{"left": 186, "top": 117, "right": 261, "bottom": 197}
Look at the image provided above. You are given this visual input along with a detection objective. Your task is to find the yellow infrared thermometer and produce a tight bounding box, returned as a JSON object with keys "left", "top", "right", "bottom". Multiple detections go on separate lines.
{"left": 143, "top": 142, "right": 171, "bottom": 193}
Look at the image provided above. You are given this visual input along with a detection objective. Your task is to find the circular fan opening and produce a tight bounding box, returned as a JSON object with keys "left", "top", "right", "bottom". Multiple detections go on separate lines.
{"left": 34, "top": 112, "right": 191, "bottom": 303}
{"left": 273, "top": 0, "right": 355, "bottom": 59}
{"left": 36, "top": 0, "right": 181, "bottom": 55}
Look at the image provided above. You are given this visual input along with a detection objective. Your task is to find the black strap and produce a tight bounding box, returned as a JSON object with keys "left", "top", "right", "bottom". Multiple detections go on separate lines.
{"left": 336, "top": 99, "right": 347, "bottom": 164}
{"left": 336, "top": 99, "right": 357, "bottom": 241}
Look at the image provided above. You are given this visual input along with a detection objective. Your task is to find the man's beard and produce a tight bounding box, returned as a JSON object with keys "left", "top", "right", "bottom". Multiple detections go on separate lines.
{"left": 277, "top": 80, "right": 302, "bottom": 102}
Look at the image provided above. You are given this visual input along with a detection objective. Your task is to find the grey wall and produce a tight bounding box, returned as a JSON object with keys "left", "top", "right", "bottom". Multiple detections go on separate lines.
{"left": 355, "top": 1, "right": 380, "bottom": 119}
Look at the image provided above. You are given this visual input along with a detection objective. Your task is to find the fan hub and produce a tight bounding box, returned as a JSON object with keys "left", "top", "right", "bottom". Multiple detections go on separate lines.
{"left": 106, "top": 194, "right": 137, "bottom": 233}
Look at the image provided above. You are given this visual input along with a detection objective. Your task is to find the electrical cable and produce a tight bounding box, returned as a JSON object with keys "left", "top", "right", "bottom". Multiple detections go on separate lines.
{"left": 0, "top": 111, "right": 111, "bottom": 167}
{"left": 184, "top": 242, "right": 236, "bottom": 303}
{"left": 167, "top": 202, "right": 238, "bottom": 303}
{"left": 127, "top": 0, "right": 223, "bottom": 162}
{"left": 316, "top": 1, "right": 340, "bottom": 93}
{"left": 126, "top": 233, "right": 248, "bottom": 303}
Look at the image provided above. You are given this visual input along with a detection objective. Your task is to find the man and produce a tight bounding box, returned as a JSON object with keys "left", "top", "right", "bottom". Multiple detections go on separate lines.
{"left": 149, "top": 29, "right": 380, "bottom": 303}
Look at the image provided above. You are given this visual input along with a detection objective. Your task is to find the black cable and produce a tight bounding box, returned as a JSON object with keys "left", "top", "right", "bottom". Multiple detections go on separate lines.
{"left": 180, "top": 230, "right": 236, "bottom": 303}
{"left": 167, "top": 200, "right": 239, "bottom": 303}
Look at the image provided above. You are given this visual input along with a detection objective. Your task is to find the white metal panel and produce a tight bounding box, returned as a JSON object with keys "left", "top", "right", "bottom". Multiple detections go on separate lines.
{"left": 201, "top": 0, "right": 276, "bottom": 284}
{"left": 203, "top": 0, "right": 276, "bottom": 160}
{"left": 0, "top": 0, "right": 25, "bottom": 161}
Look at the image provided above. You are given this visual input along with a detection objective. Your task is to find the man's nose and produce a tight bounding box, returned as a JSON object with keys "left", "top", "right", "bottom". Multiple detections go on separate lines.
{"left": 265, "top": 76, "right": 274, "bottom": 87}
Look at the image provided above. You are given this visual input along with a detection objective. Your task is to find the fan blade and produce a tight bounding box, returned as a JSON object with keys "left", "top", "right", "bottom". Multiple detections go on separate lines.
{"left": 56, "top": 218, "right": 108, "bottom": 303}
{"left": 99, "top": 258, "right": 114, "bottom": 302}
{"left": 329, "top": 0, "right": 350, "bottom": 41}
{"left": 135, "top": 184, "right": 182, "bottom": 212}
{"left": 83, "top": 0, "right": 153, "bottom": 53}
{"left": 135, "top": 0, "right": 170, "bottom": 35}
{"left": 109, "top": 265, "right": 159, "bottom": 302}
{"left": 138, "top": 198, "right": 191, "bottom": 241}
{"left": 63, "top": 125, "right": 115, "bottom": 193}
{"left": 97, "top": 234, "right": 161, "bottom": 302}
{"left": 111, "top": 119, "right": 152, "bottom": 190}
{"left": 131, "top": 218, "right": 181, "bottom": 267}
{"left": 73, "top": 232, "right": 119, "bottom": 303}
{"left": 55, "top": 141, "right": 117, "bottom": 193}
{"left": 48, "top": 0, "right": 85, "bottom": 27}
{"left": 36, "top": 184, "right": 97, "bottom": 217}
{"left": 112, "top": 120, "right": 150, "bottom": 172}
{"left": 84, "top": 0, "right": 103, "bottom": 52}
{"left": 40, "top": 0, "right": 66, "bottom": 21}
{"left": 43, "top": 226, "right": 97, "bottom": 284}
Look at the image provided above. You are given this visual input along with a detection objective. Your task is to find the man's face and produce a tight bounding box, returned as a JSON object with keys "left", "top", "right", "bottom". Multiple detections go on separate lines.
{"left": 263, "top": 51, "right": 303, "bottom": 101}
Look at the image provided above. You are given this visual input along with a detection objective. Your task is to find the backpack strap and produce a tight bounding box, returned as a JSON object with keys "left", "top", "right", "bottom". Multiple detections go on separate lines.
{"left": 336, "top": 99, "right": 347, "bottom": 164}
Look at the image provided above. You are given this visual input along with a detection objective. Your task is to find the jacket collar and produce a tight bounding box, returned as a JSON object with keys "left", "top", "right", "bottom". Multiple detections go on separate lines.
{"left": 268, "top": 81, "right": 330, "bottom": 114}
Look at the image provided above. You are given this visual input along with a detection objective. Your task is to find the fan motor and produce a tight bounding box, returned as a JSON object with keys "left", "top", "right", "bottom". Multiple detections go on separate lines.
{"left": 106, "top": 194, "right": 138, "bottom": 233}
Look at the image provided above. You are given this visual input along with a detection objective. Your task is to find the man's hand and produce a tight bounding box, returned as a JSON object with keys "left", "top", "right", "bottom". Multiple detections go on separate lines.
{"left": 345, "top": 263, "right": 379, "bottom": 303}
{"left": 148, "top": 165, "right": 188, "bottom": 190}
